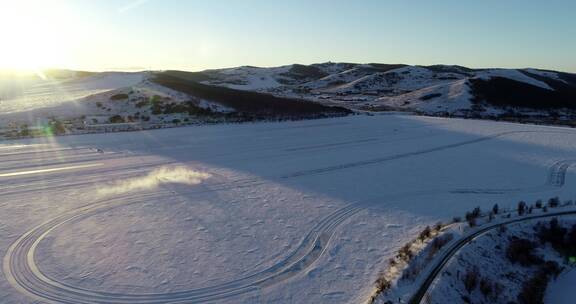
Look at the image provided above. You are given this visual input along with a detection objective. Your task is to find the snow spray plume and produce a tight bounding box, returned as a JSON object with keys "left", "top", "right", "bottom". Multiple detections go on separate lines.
{"left": 98, "top": 166, "right": 211, "bottom": 195}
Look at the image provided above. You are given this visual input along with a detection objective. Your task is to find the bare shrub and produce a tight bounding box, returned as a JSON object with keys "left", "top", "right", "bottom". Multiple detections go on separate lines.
{"left": 517, "top": 261, "right": 561, "bottom": 304}
{"left": 518, "top": 201, "right": 527, "bottom": 215}
{"left": 535, "top": 199, "right": 543, "bottom": 208}
{"left": 548, "top": 196, "right": 560, "bottom": 208}
{"left": 428, "top": 234, "right": 454, "bottom": 258}
{"left": 434, "top": 222, "right": 443, "bottom": 232}
{"left": 401, "top": 265, "right": 420, "bottom": 281}
{"left": 479, "top": 277, "right": 493, "bottom": 298}
{"left": 492, "top": 282, "right": 504, "bottom": 301}
{"left": 488, "top": 211, "right": 494, "bottom": 221}
{"left": 398, "top": 244, "right": 413, "bottom": 262}
{"left": 506, "top": 238, "right": 543, "bottom": 266}
{"left": 537, "top": 218, "right": 567, "bottom": 253}
{"left": 418, "top": 226, "right": 432, "bottom": 241}
{"left": 463, "top": 266, "right": 480, "bottom": 293}
{"left": 498, "top": 224, "right": 507, "bottom": 234}
{"left": 375, "top": 276, "right": 392, "bottom": 293}
{"left": 465, "top": 209, "right": 479, "bottom": 221}
{"left": 471, "top": 207, "right": 481, "bottom": 218}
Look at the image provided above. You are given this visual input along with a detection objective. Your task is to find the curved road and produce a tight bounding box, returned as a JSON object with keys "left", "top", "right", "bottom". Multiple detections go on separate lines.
{"left": 3, "top": 130, "right": 576, "bottom": 303}
{"left": 408, "top": 209, "right": 576, "bottom": 304}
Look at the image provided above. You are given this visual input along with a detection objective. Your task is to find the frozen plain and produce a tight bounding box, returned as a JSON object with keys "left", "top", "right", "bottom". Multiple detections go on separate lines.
{"left": 1, "top": 114, "right": 576, "bottom": 303}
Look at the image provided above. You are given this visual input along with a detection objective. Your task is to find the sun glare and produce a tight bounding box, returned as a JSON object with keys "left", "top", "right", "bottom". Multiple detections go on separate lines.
{"left": 0, "top": 1, "right": 75, "bottom": 74}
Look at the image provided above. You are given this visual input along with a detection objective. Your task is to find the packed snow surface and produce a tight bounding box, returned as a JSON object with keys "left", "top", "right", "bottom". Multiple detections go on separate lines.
{"left": 1, "top": 114, "right": 576, "bottom": 303}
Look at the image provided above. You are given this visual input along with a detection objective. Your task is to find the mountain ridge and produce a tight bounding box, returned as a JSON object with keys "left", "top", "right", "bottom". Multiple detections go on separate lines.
{"left": 180, "top": 62, "right": 576, "bottom": 118}
{"left": 1, "top": 62, "right": 576, "bottom": 138}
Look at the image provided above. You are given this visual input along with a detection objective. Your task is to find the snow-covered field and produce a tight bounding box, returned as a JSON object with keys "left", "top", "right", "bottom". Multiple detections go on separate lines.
{"left": 1, "top": 114, "right": 576, "bottom": 303}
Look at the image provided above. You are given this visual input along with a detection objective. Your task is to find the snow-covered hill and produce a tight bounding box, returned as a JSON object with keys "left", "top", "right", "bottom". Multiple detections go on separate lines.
{"left": 191, "top": 63, "right": 576, "bottom": 118}
{"left": 1, "top": 63, "right": 575, "bottom": 139}
{"left": 0, "top": 71, "right": 146, "bottom": 114}
{"left": 0, "top": 69, "right": 349, "bottom": 138}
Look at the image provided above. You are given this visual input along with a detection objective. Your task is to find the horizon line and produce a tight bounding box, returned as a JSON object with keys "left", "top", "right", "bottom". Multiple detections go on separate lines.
{"left": 1, "top": 62, "right": 575, "bottom": 75}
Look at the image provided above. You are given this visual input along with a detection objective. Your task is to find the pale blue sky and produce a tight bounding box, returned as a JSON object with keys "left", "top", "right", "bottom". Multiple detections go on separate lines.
{"left": 2, "top": 0, "right": 575, "bottom": 72}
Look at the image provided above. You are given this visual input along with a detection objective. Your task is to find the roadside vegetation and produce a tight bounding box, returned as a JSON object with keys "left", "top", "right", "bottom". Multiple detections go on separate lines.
{"left": 371, "top": 196, "right": 576, "bottom": 304}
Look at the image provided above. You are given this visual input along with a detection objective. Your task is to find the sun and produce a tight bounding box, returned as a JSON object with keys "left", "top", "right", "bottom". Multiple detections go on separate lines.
{"left": 0, "top": 1, "right": 75, "bottom": 74}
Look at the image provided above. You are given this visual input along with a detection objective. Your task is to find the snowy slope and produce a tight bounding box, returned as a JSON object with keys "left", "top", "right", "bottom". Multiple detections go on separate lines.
{"left": 0, "top": 74, "right": 190, "bottom": 129}
{"left": 196, "top": 63, "right": 353, "bottom": 92}
{"left": 376, "top": 79, "right": 473, "bottom": 113}
{"left": 1, "top": 64, "right": 575, "bottom": 136}
{"left": 186, "top": 63, "right": 576, "bottom": 116}
{"left": 475, "top": 69, "right": 554, "bottom": 90}
{"left": 424, "top": 216, "right": 576, "bottom": 304}
{"left": 204, "top": 65, "right": 290, "bottom": 90}
{"left": 546, "top": 268, "right": 576, "bottom": 303}
{"left": 0, "top": 70, "right": 348, "bottom": 135}
{"left": 0, "top": 71, "right": 146, "bottom": 117}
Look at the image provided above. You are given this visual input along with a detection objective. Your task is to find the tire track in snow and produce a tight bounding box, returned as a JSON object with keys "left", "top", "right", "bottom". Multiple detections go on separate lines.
{"left": 4, "top": 130, "right": 576, "bottom": 303}
{"left": 449, "top": 159, "right": 576, "bottom": 194}
{"left": 4, "top": 194, "right": 361, "bottom": 303}
{"left": 281, "top": 131, "right": 575, "bottom": 179}
{"left": 546, "top": 159, "right": 576, "bottom": 186}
